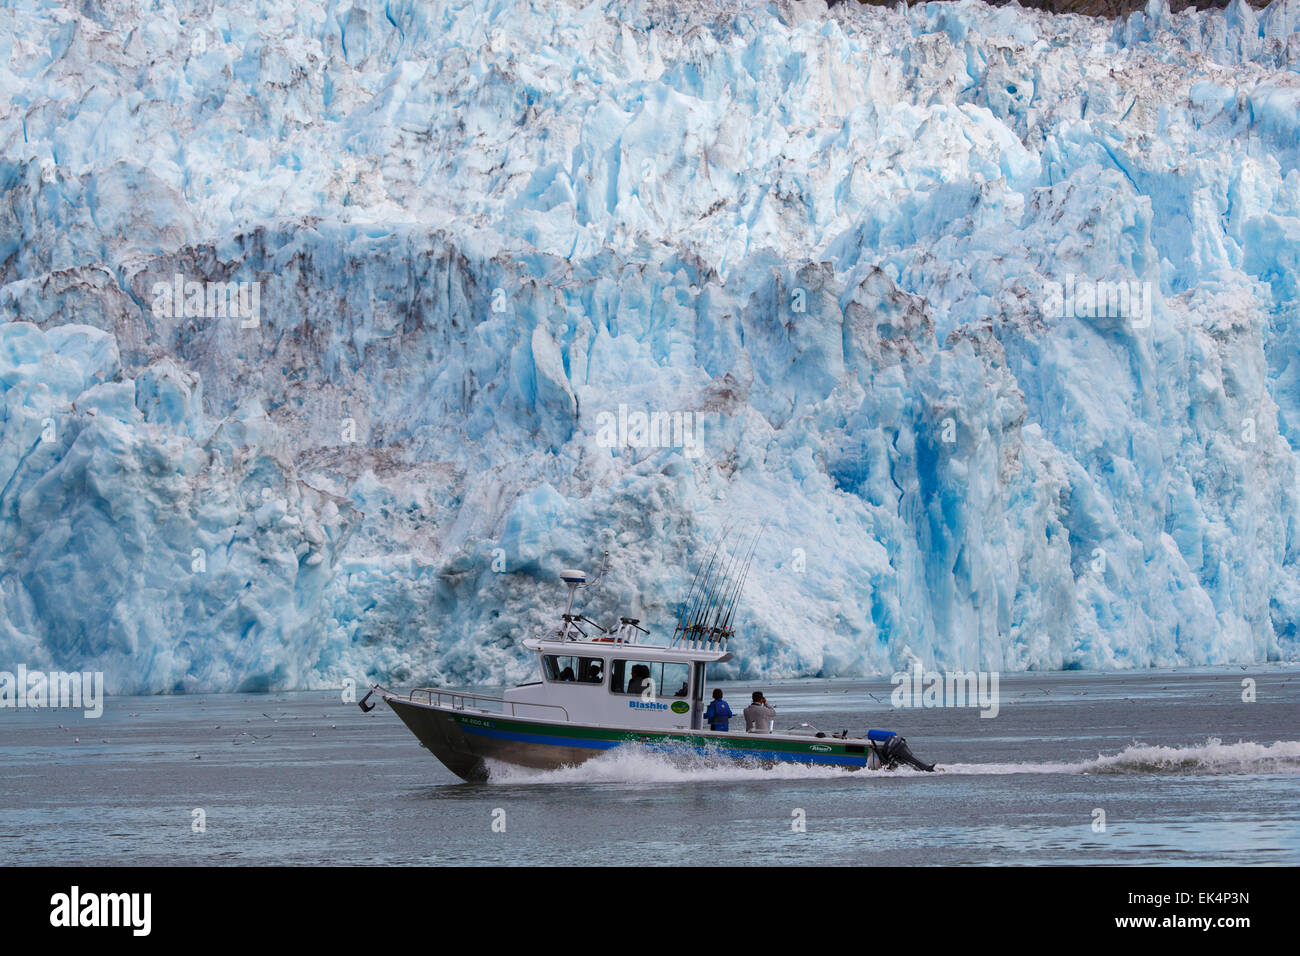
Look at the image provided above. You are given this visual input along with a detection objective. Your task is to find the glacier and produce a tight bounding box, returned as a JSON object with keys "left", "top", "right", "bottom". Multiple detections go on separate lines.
{"left": 1, "top": 0, "right": 1299, "bottom": 693}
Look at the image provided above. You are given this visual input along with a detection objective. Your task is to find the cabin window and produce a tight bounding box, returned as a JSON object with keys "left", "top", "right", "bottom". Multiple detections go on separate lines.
{"left": 542, "top": 655, "right": 605, "bottom": 685}
{"left": 609, "top": 660, "right": 691, "bottom": 698}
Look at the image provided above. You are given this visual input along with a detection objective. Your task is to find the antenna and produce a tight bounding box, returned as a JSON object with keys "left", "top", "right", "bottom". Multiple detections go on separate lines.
{"left": 586, "top": 550, "right": 611, "bottom": 589}
{"left": 556, "top": 550, "right": 610, "bottom": 641}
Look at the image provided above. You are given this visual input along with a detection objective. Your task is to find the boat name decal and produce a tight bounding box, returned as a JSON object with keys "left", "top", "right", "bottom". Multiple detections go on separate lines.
{"left": 629, "top": 700, "right": 669, "bottom": 711}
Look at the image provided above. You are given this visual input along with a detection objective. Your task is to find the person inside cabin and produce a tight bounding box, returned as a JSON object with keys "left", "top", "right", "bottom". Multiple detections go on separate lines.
{"left": 744, "top": 691, "right": 776, "bottom": 733}
{"left": 704, "top": 688, "right": 733, "bottom": 732}
{"left": 558, "top": 666, "right": 576, "bottom": 681}
{"left": 626, "top": 664, "right": 651, "bottom": 695}
{"left": 583, "top": 661, "right": 603, "bottom": 684}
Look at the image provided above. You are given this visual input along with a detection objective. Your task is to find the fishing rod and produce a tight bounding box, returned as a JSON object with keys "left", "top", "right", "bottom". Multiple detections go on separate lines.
{"left": 707, "top": 532, "right": 748, "bottom": 642}
{"left": 719, "top": 523, "right": 766, "bottom": 641}
{"left": 674, "top": 535, "right": 713, "bottom": 636}
{"left": 683, "top": 530, "right": 727, "bottom": 633}
{"left": 702, "top": 535, "right": 743, "bottom": 639}
{"left": 685, "top": 534, "right": 726, "bottom": 644}
{"left": 674, "top": 524, "right": 731, "bottom": 645}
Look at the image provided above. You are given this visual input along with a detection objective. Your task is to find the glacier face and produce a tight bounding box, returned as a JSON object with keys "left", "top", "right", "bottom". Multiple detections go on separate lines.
{"left": 1, "top": 0, "right": 1299, "bottom": 692}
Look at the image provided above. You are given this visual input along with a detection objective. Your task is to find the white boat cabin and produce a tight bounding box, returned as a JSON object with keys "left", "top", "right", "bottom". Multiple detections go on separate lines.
{"left": 501, "top": 567, "right": 735, "bottom": 731}
{"left": 504, "top": 636, "right": 732, "bottom": 730}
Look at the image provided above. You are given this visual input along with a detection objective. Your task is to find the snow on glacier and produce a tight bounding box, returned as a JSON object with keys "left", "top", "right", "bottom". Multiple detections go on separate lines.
{"left": 0, "top": 0, "right": 1299, "bottom": 693}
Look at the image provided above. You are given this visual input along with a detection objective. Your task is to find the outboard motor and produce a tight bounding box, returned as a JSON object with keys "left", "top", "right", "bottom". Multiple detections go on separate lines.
{"left": 867, "top": 729, "right": 935, "bottom": 772}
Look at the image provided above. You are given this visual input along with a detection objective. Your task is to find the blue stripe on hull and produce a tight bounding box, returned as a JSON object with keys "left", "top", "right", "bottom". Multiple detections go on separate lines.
{"left": 459, "top": 723, "right": 867, "bottom": 767}
{"left": 463, "top": 724, "right": 619, "bottom": 751}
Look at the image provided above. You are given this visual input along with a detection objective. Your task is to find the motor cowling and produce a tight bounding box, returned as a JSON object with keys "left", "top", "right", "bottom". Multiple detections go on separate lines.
{"left": 867, "top": 729, "right": 935, "bottom": 772}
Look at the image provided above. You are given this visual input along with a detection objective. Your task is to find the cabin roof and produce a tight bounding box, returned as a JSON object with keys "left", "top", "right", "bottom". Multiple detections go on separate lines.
{"left": 523, "top": 637, "right": 733, "bottom": 663}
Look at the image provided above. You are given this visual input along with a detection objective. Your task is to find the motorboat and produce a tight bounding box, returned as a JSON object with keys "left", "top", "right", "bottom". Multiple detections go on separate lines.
{"left": 361, "top": 539, "right": 936, "bottom": 781}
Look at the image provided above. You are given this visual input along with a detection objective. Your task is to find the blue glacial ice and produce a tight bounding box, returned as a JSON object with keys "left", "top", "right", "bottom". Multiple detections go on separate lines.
{"left": 0, "top": 0, "right": 1299, "bottom": 692}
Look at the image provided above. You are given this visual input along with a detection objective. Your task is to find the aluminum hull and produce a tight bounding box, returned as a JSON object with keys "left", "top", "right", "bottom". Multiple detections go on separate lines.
{"left": 383, "top": 691, "right": 877, "bottom": 782}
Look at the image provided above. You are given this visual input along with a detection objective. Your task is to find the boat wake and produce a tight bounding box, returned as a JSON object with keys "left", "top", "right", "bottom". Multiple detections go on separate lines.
{"left": 483, "top": 738, "right": 1300, "bottom": 784}
{"left": 484, "top": 744, "right": 865, "bottom": 785}
{"left": 913, "top": 738, "right": 1300, "bottom": 777}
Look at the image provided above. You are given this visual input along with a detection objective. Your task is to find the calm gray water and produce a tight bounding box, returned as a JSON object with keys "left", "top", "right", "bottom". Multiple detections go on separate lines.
{"left": 1, "top": 667, "right": 1296, "bottom": 866}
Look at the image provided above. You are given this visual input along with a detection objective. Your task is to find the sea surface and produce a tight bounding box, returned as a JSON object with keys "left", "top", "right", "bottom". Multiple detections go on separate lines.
{"left": 2, "top": 667, "right": 1297, "bottom": 866}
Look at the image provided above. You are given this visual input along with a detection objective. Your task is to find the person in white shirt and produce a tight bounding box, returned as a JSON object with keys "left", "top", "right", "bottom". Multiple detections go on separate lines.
{"left": 743, "top": 691, "right": 776, "bottom": 732}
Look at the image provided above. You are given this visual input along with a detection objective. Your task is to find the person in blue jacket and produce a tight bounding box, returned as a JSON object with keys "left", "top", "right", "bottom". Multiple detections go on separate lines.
{"left": 703, "top": 688, "right": 733, "bottom": 731}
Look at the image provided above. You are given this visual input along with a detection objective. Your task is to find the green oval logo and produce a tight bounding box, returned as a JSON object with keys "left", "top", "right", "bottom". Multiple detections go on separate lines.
{"left": 671, "top": 701, "right": 690, "bottom": 714}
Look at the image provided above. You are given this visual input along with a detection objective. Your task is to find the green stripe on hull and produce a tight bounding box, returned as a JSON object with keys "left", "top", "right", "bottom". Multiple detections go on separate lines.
{"left": 449, "top": 711, "right": 860, "bottom": 758}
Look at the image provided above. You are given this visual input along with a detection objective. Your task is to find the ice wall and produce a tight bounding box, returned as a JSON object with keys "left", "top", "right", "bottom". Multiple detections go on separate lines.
{"left": 1, "top": 0, "right": 1298, "bottom": 691}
